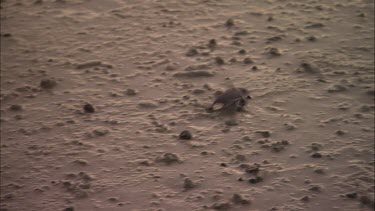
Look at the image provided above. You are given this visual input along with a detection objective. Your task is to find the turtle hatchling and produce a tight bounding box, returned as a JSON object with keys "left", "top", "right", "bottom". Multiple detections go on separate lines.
{"left": 207, "top": 88, "right": 252, "bottom": 112}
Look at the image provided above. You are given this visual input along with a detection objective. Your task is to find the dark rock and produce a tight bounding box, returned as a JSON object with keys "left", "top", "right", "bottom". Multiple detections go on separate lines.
{"left": 256, "top": 131, "right": 271, "bottom": 138}
{"left": 251, "top": 66, "right": 258, "bottom": 71}
{"left": 215, "top": 57, "right": 225, "bottom": 65}
{"left": 232, "top": 193, "right": 250, "bottom": 205}
{"left": 306, "top": 35, "right": 317, "bottom": 41}
{"left": 125, "top": 88, "right": 137, "bottom": 96}
{"left": 311, "top": 152, "right": 322, "bottom": 158}
{"left": 83, "top": 103, "right": 95, "bottom": 113}
{"left": 266, "top": 47, "right": 281, "bottom": 56}
{"left": 345, "top": 192, "right": 357, "bottom": 199}
{"left": 208, "top": 39, "right": 217, "bottom": 49}
{"left": 305, "top": 23, "right": 325, "bottom": 28}
{"left": 179, "top": 130, "right": 192, "bottom": 140}
{"left": 335, "top": 130, "right": 346, "bottom": 136}
{"left": 301, "top": 195, "right": 310, "bottom": 202}
{"left": 248, "top": 176, "right": 263, "bottom": 184}
{"left": 64, "top": 207, "right": 74, "bottom": 211}
{"left": 298, "top": 62, "right": 319, "bottom": 73}
{"left": 183, "top": 178, "right": 195, "bottom": 190}
{"left": 9, "top": 104, "right": 22, "bottom": 111}
{"left": 40, "top": 79, "right": 57, "bottom": 89}
{"left": 225, "top": 18, "right": 234, "bottom": 27}
{"left": 238, "top": 49, "right": 246, "bottom": 54}
{"left": 245, "top": 164, "right": 260, "bottom": 175}
{"left": 243, "top": 58, "right": 253, "bottom": 64}
{"left": 220, "top": 163, "right": 227, "bottom": 167}
{"left": 186, "top": 48, "right": 198, "bottom": 57}
{"left": 156, "top": 153, "right": 180, "bottom": 164}
{"left": 309, "top": 185, "right": 322, "bottom": 192}
{"left": 212, "top": 201, "right": 231, "bottom": 210}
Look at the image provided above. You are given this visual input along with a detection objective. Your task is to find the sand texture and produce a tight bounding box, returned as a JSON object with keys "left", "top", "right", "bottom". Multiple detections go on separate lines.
{"left": 0, "top": 0, "right": 374, "bottom": 211}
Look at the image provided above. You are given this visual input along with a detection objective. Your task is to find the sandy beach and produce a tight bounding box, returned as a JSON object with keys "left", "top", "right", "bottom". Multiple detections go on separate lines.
{"left": 0, "top": 0, "right": 374, "bottom": 210}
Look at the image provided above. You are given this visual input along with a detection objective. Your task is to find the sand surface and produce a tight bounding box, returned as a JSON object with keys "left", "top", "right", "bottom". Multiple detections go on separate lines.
{"left": 1, "top": 0, "right": 374, "bottom": 211}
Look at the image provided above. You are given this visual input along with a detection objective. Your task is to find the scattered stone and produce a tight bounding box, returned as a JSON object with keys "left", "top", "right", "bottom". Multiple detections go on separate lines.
{"left": 92, "top": 128, "right": 109, "bottom": 137}
{"left": 192, "top": 88, "right": 205, "bottom": 94}
{"left": 313, "top": 168, "right": 325, "bottom": 174}
{"left": 244, "top": 164, "right": 260, "bottom": 175}
{"left": 345, "top": 192, "right": 357, "bottom": 199}
{"left": 301, "top": 196, "right": 310, "bottom": 202}
{"left": 311, "top": 152, "right": 322, "bottom": 158}
{"left": 225, "top": 18, "right": 234, "bottom": 27}
{"left": 1, "top": 33, "right": 12, "bottom": 37}
{"left": 215, "top": 57, "right": 225, "bottom": 65}
{"left": 306, "top": 35, "right": 317, "bottom": 41}
{"left": 73, "top": 159, "right": 88, "bottom": 166}
{"left": 220, "top": 163, "right": 227, "bottom": 167}
{"left": 266, "top": 47, "right": 281, "bottom": 56}
{"left": 248, "top": 176, "right": 263, "bottom": 184}
{"left": 255, "top": 131, "right": 271, "bottom": 138}
{"left": 225, "top": 119, "right": 238, "bottom": 126}
{"left": 267, "top": 16, "right": 274, "bottom": 21}
{"left": 208, "top": 39, "right": 217, "bottom": 49}
{"left": 173, "top": 71, "right": 214, "bottom": 78}
{"left": 64, "top": 207, "right": 74, "bottom": 211}
{"left": 125, "top": 88, "right": 137, "bottom": 96}
{"left": 234, "top": 31, "right": 249, "bottom": 36}
{"left": 309, "top": 143, "right": 322, "bottom": 151}
{"left": 238, "top": 49, "right": 246, "bottom": 54}
{"left": 251, "top": 66, "right": 258, "bottom": 71}
{"left": 108, "top": 197, "right": 119, "bottom": 202}
{"left": 232, "top": 193, "right": 250, "bottom": 205}
{"left": 33, "top": 0, "right": 43, "bottom": 4}
{"left": 212, "top": 201, "right": 231, "bottom": 210}
{"left": 183, "top": 178, "right": 195, "bottom": 190}
{"left": 297, "top": 62, "right": 320, "bottom": 73}
{"left": 40, "top": 79, "right": 57, "bottom": 89}
{"left": 138, "top": 100, "right": 158, "bottom": 108}
{"left": 179, "top": 130, "right": 192, "bottom": 140}
{"left": 270, "top": 141, "right": 289, "bottom": 152}
{"left": 266, "top": 35, "right": 282, "bottom": 43}
{"left": 83, "top": 103, "right": 95, "bottom": 113}
{"left": 309, "top": 184, "right": 322, "bottom": 192}
{"left": 243, "top": 58, "right": 253, "bottom": 64}
{"left": 156, "top": 153, "right": 180, "bottom": 165}
{"left": 305, "top": 23, "right": 325, "bottom": 28}
{"left": 335, "top": 130, "right": 346, "bottom": 136}
{"left": 186, "top": 48, "right": 199, "bottom": 57}
{"left": 9, "top": 104, "right": 22, "bottom": 111}
{"left": 284, "top": 122, "right": 296, "bottom": 130}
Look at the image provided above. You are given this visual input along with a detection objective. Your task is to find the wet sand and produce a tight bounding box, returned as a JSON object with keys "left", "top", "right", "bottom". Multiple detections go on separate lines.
{"left": 0, "top": 0, "right": 374, "bottom": 211}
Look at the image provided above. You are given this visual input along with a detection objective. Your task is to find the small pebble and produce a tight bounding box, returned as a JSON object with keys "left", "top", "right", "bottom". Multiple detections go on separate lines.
{"left": 183, "top": 178, "right": 195, "bottom": 190}
{"left": 215, "top": 57, "right": 225, "bottom": 65}
{"left": 83, "top": 103, "right": 95, "bottom": 113}
{"left": 64, "top": 207, "right": 74, "bottom": 211}
{"left": 208, "top": 39, "right": 217, "bottom": 48}
{"left": 232, "top": 193, "right": 250, "bottom": 205}
{"left": 345, "top": 192, "right": 357, "bottom": 199}
{"left": 311, "top": 152, "right": 322, "bottom": 158}
{"left": 179, "top": 130, "right": 192, "bottom": 140}
{"left": 40, "top": 79, "right": 57, "bottom": 89}
{"left": 243, "top": 58, "right": 253, "bottom": 64}
{"left": 125, "top": 88, "right": 137, "bottom": 96}
{"left": 9, "top": 104, "right": 22, "bottom": 111}
{"left": 225, "top": 18, "right": 234, "bottom": 27}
